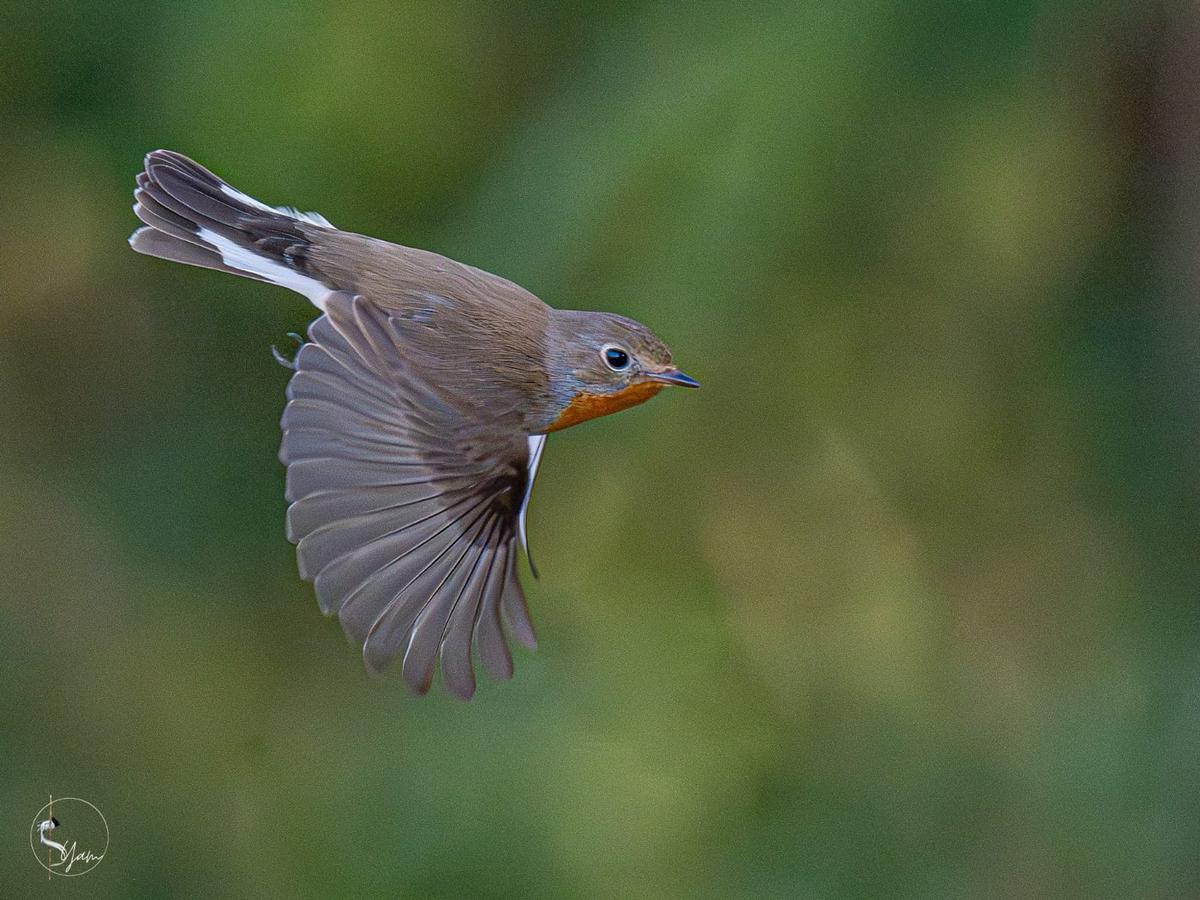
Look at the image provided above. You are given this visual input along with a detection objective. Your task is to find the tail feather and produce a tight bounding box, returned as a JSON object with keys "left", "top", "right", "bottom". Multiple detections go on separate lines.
{"left": 133, "top": 174, "right": 215, "bottom": 249}
{"left": 129, "top": 227, "right": 274, "bottom": 285}
{"left": 129, "top": 150, "right": 335, "bottom": 308}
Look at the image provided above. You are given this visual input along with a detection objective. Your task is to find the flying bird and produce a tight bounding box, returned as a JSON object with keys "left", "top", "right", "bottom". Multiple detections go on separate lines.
{"left": 129, "top": 151, "right": 698, "bottom": 698}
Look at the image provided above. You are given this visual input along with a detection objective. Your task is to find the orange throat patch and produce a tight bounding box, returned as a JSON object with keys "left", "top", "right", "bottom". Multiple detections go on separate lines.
{"left": 547, "top": 381, "right": 665, "bottom": 432}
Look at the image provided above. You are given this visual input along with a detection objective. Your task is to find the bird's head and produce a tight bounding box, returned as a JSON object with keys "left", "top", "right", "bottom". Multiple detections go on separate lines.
{"left": 544, "top": 310, "right": 698, "bottom": 431}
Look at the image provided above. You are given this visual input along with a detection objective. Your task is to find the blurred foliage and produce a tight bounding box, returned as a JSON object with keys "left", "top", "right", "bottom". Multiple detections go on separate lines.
{"left": 2, "top": 1, "right": 1198, "bottom": 897}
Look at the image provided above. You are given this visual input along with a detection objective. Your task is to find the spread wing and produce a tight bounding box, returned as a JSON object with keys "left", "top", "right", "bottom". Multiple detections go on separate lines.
{"left": 280, "top": 292, "right": 539, "bottom": 698}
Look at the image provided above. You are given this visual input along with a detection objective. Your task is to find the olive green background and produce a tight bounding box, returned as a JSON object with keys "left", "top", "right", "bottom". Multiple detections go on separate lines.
{"left": 2, "top": 2, "right": 1197, "bottom": 897}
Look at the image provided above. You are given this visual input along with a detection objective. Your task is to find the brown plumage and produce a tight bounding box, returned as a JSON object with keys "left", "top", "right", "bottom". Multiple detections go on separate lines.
{"left": 129, "top": 150, "right": 698, "bottom": 699}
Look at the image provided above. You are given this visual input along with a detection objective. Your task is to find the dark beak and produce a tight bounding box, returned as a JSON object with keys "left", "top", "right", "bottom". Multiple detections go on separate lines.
{"left": 646, "top": 368, "right": 701, "bottom": 388}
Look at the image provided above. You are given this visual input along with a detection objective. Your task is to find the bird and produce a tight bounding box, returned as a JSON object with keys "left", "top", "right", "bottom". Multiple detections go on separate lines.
{"left": 37, "top": 817, "right": 65, "bottom": 862}
{"left": 129, "top": 150, "right": 698, "bottom": 699}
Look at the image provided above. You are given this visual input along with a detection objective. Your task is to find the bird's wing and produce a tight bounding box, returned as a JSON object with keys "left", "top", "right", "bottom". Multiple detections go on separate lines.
{"left": 281, "top": 292, "right": 538, "bottom": 698}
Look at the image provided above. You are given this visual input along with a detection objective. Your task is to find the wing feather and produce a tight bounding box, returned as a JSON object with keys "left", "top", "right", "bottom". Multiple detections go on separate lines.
{"left": 438, "top": 519, "right": 503, "bottom": 700}
{"left": 501, "top": 560, "right": 537, "bottom": 650}
{"left": 280, "top": 293, "right": 540, "bottom": 694}
{"left": 362, "top": 502, "right": 497, "bottom": 675}
{"left": 401, "top": 517, "right": 497, "bottom": 693}
{"left": 474, "top": 542, "right": 515, "bottom": 682}
{"left": 314, "top": 490, "right": 487, "bottom": 627}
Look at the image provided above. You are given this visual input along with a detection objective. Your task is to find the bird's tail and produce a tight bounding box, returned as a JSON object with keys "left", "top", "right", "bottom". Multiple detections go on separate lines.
{"left": 129, "top": 150, "right": 335, "bottom": 308}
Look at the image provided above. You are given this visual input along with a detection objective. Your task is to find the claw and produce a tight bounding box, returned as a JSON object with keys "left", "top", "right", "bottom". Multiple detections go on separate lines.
{"left": 271, "top": 332, "right": 306, "bottom": 369}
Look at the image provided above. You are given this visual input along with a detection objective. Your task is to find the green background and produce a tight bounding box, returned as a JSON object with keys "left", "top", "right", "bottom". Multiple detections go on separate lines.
{"left": 2, "top": 2, "right": 1197, "bottom": 897}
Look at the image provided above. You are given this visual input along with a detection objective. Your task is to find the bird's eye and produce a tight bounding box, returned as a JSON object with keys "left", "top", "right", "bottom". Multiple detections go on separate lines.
{"left": 603, "top": 346, "right": 630, "bottom": 370}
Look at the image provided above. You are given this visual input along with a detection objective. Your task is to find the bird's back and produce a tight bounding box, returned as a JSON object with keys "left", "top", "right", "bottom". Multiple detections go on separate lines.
{"left": 306, "top": 229, "right": 555, "bottom": 431}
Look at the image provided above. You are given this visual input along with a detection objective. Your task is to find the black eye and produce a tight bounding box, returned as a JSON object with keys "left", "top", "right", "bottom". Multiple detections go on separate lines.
{"left": 603, "top": 347, "right": 630, "bottom": 370}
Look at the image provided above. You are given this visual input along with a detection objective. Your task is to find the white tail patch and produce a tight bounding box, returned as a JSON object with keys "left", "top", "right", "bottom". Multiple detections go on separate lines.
{"left": 197, "top": 227, "right": 332, "bottom": 310}
{"left": 219, "top": 183, "right": 333, "bottom": 228}
{"left": 276, "top": 206, "right": 333, "bottom": 228}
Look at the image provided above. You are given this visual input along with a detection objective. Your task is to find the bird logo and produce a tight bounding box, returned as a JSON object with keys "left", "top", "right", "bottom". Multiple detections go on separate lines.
{"left": 36, "top": 815, "right": 65, "bottom": 861}
{"left": 29, "top": 796, "right": 108, "bottom": 877}
{"left": 129, "top": 151, "right": 699, "bottom": 698}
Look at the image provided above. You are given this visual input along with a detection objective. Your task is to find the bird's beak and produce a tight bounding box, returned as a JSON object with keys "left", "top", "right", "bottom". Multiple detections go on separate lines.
{"left": 645, "top": 368, "right": 701, "bottom": 388}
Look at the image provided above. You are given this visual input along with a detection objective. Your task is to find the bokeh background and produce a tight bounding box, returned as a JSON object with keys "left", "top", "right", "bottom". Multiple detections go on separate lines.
{"left": 2, "top": 1, "right": 1198, "bottom": 896}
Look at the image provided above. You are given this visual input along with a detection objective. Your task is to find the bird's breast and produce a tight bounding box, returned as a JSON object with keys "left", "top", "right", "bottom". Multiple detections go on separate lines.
{"left": 546, "top": 381, "right": 664, "bottom": 432}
